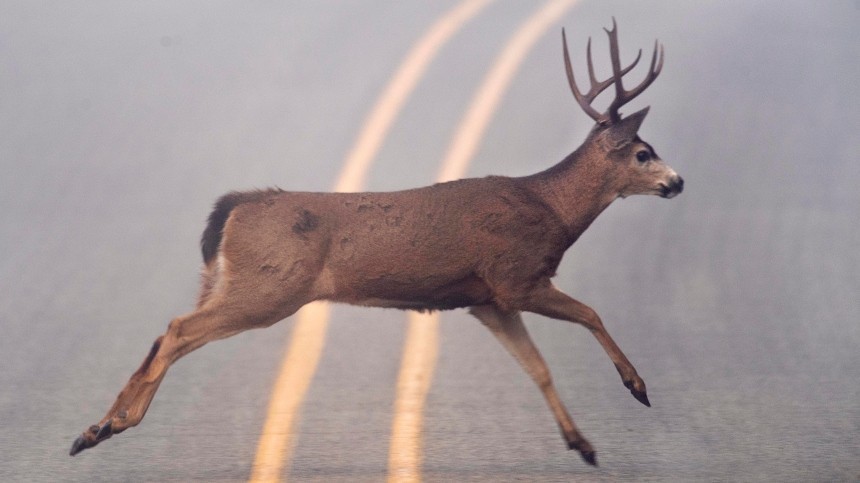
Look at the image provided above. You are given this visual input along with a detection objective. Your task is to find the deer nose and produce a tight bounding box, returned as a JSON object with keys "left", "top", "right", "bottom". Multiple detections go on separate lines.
{"left": 672, "top": 175, "right": 684, "bottom": 194}
{"left": 660, "top": 175, "right": 684, "bottom": 198}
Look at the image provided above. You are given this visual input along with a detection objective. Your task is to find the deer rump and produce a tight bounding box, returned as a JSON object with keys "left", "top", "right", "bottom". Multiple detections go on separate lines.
{"left": 201, "top": 177, "right": 569, "bottom": 314}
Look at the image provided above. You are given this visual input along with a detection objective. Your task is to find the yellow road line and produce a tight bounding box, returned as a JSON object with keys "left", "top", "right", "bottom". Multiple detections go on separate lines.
{"left": 386, "top": 1, "right": 577, "bottom": 481}
{"left": 387, "top": 312, "right": 440, "bottom": 482}
{"left": 438, "top": 0, "right": 578, "bottom": 183}
{"left": 248, "top": 302, "right": 330, "bottom": 483}
{"left": 336, "top": 0, "right": 496, "bottom": 193}
{"left": 249, "top": 1, "right": 493, "bottom": 481}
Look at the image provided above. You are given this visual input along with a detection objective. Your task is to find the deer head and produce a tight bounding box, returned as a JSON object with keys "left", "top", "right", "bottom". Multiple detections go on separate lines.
{"left": 563, "top": 19, "right": 683, "bottom": 200}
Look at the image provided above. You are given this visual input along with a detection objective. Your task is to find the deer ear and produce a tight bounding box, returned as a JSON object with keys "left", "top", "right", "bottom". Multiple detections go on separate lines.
{"left": 606, "top": 106, "right": 649, "bottom": 148}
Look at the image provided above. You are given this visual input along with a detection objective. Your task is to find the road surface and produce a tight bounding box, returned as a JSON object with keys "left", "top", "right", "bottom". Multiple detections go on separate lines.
{"left": 1, "top": 1, "right": 858, "bottom": 481}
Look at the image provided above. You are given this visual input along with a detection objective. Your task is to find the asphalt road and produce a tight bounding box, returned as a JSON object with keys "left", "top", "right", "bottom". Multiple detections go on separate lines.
{"left": 2, "top": 1, "right": 859, "bottom": 481}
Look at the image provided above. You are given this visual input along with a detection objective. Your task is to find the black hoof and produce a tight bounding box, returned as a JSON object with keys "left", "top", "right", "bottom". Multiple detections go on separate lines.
{"left": 69, "top": 436, "right": 89, "bottom": 456}
{"left": 95, "top": 420, "right": 113, "bottom": 440}
{"left": 580, "top": 449, "right": 598, "bottom": 466}
{"left": 567, "top": 440, "right": 598, "bottom": 466}
{"left": 70, "top": 420, "right": 113, "bottom": 456}
{"left": 631, "top": 388, "right": 651, "bottom": 407}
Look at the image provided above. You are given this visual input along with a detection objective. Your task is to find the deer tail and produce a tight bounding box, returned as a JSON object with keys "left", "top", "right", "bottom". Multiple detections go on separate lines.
{"left": 200, "top": 188, "right": 282, "bottom": 265}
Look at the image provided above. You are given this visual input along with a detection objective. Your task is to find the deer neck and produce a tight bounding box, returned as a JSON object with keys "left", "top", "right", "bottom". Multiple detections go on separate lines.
{"left": 522, "top": 144, "right": 620, "bottom": 243}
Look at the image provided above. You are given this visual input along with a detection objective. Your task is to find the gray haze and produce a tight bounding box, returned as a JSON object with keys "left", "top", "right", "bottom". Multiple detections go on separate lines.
{"left": 1, "top": 1, "right": 858, "bottom": 481}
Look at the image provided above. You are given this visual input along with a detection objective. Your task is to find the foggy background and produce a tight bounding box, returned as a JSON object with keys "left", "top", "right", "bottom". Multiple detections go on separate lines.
{"left": 1, "top": 1, "right": 858, "bottom": 481}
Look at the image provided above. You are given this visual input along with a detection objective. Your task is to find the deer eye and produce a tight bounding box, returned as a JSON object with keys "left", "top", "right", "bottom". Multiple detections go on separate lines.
{"left": 636, "top": 150, "right": 651, "bottom": 163}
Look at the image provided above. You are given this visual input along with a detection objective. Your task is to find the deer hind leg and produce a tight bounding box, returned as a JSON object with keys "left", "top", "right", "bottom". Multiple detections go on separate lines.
{"left": 523, "top": 284, "right": 650, "bottom": 408}
{"left": 469, "top": 304, "right": 597, "bottom": 466}
{"left": 69, "top": 283, "right": 310, "bottom": 456}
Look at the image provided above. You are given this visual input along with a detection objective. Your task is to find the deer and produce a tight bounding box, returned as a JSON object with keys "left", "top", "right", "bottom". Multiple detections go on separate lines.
{"left": 70, "top": 20, "right": 683, "bottom": 466}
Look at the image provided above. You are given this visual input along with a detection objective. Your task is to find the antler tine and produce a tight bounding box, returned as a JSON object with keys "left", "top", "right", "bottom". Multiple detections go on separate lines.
{"left": 586, "top": 37, "right": 598, "bottom": 86}
{"left": 563, "top": 28, "right": 605, "bottom": 122}
{"left": 615, "top": 40, "right": 662, "bottom": 118}
{"left": 605, "top": 19, "right": 626, "bottom": 122}
{"left": 590, "top": 37, "right": 644, "bottom": 87}
{"left": 563, "top": 25, "right": 649, "bottom": 125}
{"left": 605, "top": 20, "right": 664, "bottom": 122}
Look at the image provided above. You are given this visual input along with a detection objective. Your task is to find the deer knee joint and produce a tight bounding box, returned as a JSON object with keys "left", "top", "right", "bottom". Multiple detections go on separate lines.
{"left": 167, "top": 318, "right": 182, "bottom": 335}
{"left": 578, "top": 306, "right": 604, "bottom": 332}
{"left": 533, "top": 367, "right": 553, "bottom": 390}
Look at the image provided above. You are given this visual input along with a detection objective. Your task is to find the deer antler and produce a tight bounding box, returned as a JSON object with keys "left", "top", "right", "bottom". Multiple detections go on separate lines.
{"left": 563, "top": 18, "right": 663, "bottom": 125}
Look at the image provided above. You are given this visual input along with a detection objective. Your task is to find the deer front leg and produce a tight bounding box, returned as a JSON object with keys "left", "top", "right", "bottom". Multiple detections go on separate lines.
{"left": 70, "top": 301, "right": 301, "bottom": 456}
{"left": 522, "top": 284, "right": 650, "bottom": 407}
{"left": 469, "top": 304, "right": 597, "bottom": 466}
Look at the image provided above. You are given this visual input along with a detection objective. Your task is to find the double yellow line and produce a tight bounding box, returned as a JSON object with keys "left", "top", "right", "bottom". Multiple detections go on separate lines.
{"left": 249, "top": 1, "right": 576, "bottom": 481}
{"left": 248, "top": 1, "right": 492, "bottom": 479}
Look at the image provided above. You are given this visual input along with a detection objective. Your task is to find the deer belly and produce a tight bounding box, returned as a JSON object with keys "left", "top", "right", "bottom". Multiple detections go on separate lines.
{"left": 337, "top": 273, "right": 493, "bottom": 311}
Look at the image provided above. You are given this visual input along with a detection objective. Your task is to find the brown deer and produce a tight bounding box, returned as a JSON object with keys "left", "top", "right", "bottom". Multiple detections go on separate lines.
{"left": 70, "top": 20, "right": 682, "bottom": 466}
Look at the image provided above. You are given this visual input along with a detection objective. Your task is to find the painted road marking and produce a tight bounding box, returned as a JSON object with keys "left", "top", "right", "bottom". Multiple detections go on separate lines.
{"left": 387, "top": 312, "right": 440, "bottom": 483}
{"left": 248, "top": 1, "right": 494, "bottom": 481}
{"left": 386, "top": 1, "right": 577, "bottom": 481}
{"left": 248, "top": 302, "right": 330, "bottom": 483}
{"left": 336, "top": 0, "right": 497, "bottom": 193}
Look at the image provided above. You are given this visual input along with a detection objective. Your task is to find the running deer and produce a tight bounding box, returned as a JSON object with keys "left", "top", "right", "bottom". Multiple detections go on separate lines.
{"left": 71, "top": 20, "right": 683, "bottom": 465}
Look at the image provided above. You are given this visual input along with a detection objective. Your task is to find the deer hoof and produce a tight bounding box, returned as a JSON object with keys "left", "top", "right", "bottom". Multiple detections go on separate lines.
{"left": 567, "top": 439, "right": 597, "bottom": 466}
{"left": 628, "top": 385, "right": 651, "bottom": 408}
{"left": 95, "top": 419, "right": 113, "bottom": 440}
{"left": 631, "top": 387, "right": 651, "bottom": 407}
{"left": 69, "top": 420, "right": 114, "bottom": 456}
{"left": 623, "top": 376, "right": 651, "bottom": 407}
{"left": 69, "top": 435, "right": 89, "bottom": 456}
{"left": 580, "top": 449, "right": 598, "bottom": 466}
